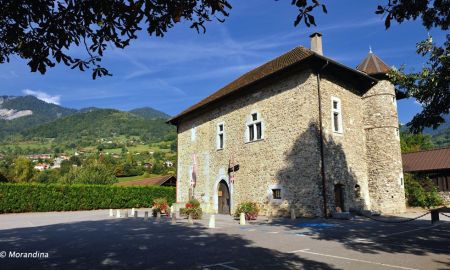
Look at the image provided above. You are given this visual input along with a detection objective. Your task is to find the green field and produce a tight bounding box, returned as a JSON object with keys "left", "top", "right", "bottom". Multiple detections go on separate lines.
{"left": 117, "top": 174, "right": 161, "bottom": 183}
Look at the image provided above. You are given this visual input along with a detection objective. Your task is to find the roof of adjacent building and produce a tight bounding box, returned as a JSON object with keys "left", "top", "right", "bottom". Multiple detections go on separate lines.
{"left": 115, "top": 175, "right": 176, "bottom": 187}
{"left": 168, "top": 46, "right": 377, "bottom": 125}
{"left": 356, "top": 51, "right": 391, "bottom": 76}
{"left": 402, "top": 147, "right": 450, "bottom": 173}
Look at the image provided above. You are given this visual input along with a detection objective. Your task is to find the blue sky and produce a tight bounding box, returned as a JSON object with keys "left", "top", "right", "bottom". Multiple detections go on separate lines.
{"left": 0, "top": 0, "right": 446, "bottom": 124}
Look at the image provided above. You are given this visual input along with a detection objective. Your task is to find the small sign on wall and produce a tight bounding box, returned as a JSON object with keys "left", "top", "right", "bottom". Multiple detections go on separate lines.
{"left": 218, "top": 191, "right": 223, "bottom": 197}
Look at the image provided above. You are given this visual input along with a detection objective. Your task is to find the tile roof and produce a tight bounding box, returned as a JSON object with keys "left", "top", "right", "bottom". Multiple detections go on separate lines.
{"left": 168, "top": 46, "right": 376, "bottom": 124}
{"left": 356, "top": 52, "right": 390, "bottom": 75}
{"left": 115, "top": 175, "right": 176, "bottom": 187}
{"left": 402, "top": 147, "right": 450, "bottom": 172}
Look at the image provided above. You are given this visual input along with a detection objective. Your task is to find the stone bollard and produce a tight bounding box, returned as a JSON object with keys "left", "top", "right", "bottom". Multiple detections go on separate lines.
{"left": 171, "top": 213, "right": 177, "bottom": 225}
{"left": 131, "top": 208, "right": 135, "bottom": 216}
{"left": 124, "top": 210, "right": 129, "bottom": 218}
{"left": 134, "top": 210, "right": 138, "bottom": 218}
{"left": 156, "top": 212, "right": 161, "bottom": 222}
{"left": 268, "top": 212, "right": 273, "bottom": 223}
{"left": 170, "top": 206, "right": 174, "bottom": 217}
{"left": 291, "top": 209, "right": 296, "bottom": 220}
{"left": 109, "top": 209, "right": 114, "bottom": 217}
{"left": 209, "top": 215, "right": 216, "bottom": 228}
{"left": 116, "top": 209, "right": 121, "bottom": 218}
{"left": 144, "top": 211, "right": 149, "bottom": 221}
{"left": 188, "top": 213, "right": 194, "bottom": 225}
{"left": 240, "top": 213, "right": 246, "bottom": 225}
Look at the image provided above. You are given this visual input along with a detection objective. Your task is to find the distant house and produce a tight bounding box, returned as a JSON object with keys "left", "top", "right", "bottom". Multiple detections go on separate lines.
{"left": 34, "top": 163, "right": 49, "bottom": 171}
{"left": 115, "top": 175, "right": 176, "bottom": 187}
{"left": 144, "top": 162, "right": 153, "bottom": 169}
{"left": 164, "top": 161, "right": 174, "bottom": 168}
{"left": 402, "top": 147, "right": 450, "bottom": 203}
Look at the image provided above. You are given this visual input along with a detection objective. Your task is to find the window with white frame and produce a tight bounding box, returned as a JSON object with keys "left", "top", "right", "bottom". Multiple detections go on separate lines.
{"left": 247, "top": 112, "right": 263, "bottom": 142}
{"left": 217, "top": 123, "right": 224, "bottom": 150}
{"left": 331, "top": 97, "right": 343, "bottom": 133}
{"left": 191, "top": 124, "right": 196, "bottom": 142}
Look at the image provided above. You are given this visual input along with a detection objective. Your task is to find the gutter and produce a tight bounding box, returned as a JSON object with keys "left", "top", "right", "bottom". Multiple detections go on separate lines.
{"left": 316, "top": 59, "right": 329, "bottom": 218}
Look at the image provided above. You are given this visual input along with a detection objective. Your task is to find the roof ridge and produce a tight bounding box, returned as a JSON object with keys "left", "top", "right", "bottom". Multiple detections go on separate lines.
{"left": 402, "top": 146, "right": 450, "bottom": 154}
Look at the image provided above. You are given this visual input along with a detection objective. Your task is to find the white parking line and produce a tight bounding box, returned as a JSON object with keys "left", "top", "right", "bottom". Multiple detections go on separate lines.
{"left": 202, "top": 261, "right": 239, "bottom": 270}
{"left": 290, "top": 249, "right": 419, "bottom": 270}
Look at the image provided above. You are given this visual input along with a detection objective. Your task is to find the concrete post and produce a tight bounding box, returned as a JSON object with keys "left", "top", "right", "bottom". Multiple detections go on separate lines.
{"left": 240, "top": 213, "right": 246, "bottom": 225}
{"left": 171, "top": 213, "right": 176, "bottom": 225}
{"left": 116, "top": 209, "right": 121, "bottom": 218}
{"left": 124, "top": 210, "right": 129, "bottom": 218}
{"left": 209, "top": 215, "right": 216, "bottom": 228}
{"left": 170, "top": 206, "right": 174, "bottom": 217}
{"left": 156, "top": 211, "right": 161, "bottom": 222}
{"left": 291, "top": 209, "right": 296, "bottom": 220}
{"left": 134, "top": 210, "right": 138, "bottom": 218}
{"left": 109, "top": 209, "right": 114, "bottom": 217}
{"left": 131, "top": 208, "right": 135, "bottom": 216}
{"left": 144, "top": 211, "right": 149, "bottom": 221}
{"left": 188, "top": 213, "right": 194, "bottom": 225}
{"left": 268, "top": 212, "right": 273, "bottom": 223}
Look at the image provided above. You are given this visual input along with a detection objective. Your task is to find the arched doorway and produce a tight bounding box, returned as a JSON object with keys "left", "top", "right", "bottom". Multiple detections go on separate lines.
{"left": 334, "top": 184, "right": 345, "bottom": 212}
{"left": 218, "top": 180, "right": 230, "bottom": 214}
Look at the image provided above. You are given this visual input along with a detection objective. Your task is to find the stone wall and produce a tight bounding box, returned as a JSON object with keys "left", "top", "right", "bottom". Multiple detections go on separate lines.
{"left": 363, "top": 80, "right": 406, "bottom": 213}
{"left": 176, "top": 69, "right": 403, "bottom": 217}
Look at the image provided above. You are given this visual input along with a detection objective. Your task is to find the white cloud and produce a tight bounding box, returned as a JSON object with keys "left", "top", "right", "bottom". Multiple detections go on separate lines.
{"left": 22, "top": 89, "right": 61, "bottom": 105}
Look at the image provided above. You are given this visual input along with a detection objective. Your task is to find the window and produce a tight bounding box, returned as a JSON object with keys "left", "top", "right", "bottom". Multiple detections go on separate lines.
{"left": 247, "top": 112, "right": 263, "bottom": 142}
{"left": 395, "top": 128, "right": 400, "bottom": 140}
{"left": 331, "top": 97, "right": 343, "bottom": 133}
{"left": 272, "top": 189, "right": 281, "bottom": 200}
{"left": 217, "top": 123, "right": 224, "bottom": 150}
{"left": 191, "top": 124, "right": 196, "bottom": 142}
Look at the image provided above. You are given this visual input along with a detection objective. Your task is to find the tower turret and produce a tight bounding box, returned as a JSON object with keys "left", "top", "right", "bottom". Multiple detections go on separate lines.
{"left": 358, "top": 50, "right": 406, "bottom": 213}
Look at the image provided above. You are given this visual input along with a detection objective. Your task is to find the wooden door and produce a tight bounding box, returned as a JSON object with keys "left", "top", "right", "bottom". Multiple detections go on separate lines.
{"left": 334, "top": 184, "right": 345, "bottom": 212}
{"left": 218, "top": 181, "right": 230, "bottom": 214}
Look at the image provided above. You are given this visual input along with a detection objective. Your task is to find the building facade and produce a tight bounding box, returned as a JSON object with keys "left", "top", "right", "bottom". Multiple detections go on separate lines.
{"left": 169, "top": 34, "right": 406, "bottom": 217}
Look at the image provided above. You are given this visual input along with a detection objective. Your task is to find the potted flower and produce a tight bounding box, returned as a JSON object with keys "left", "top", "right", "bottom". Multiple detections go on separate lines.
{"left": 180, "top": 198, "right": 203, "bottom": 219}
{"left": 235, "top": 202, "right": 259, "bottom": 220}
{"left": 152, "top": 197, "right": 169, "bottom": 217}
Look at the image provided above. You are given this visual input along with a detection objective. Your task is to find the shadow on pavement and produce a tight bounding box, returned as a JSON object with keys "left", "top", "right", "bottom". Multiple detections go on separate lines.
{"left": 0, "top": 218, "right": 335, "bottom": 270}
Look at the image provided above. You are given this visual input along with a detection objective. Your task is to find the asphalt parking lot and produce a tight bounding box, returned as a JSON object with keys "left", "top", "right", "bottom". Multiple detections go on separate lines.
{"left": 0, "top": 210, "right": 449, "bottom": 270}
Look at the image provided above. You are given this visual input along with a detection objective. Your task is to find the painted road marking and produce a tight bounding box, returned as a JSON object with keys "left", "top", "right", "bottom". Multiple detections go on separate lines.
{"left": 202, "top": 261, "right": 239, "bottom": 270}
{"left": 290, "top": 249, "right": 419, "bottom": 270}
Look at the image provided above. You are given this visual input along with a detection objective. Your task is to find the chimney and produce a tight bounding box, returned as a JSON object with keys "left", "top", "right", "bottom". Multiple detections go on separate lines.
{"left": 310, "top": 32, "right": 323, "bottom": 55}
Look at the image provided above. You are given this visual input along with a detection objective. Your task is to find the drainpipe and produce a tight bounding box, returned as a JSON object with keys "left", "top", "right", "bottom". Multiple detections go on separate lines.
{"left": 317, "top": 60, "right": 329, "bottom": 218}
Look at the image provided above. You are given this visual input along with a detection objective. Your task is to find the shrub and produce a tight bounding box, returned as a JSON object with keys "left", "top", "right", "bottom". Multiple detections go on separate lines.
{"left": 234, "top": 202, "right": 259, "bottom": 220}
{"left": 0, "top": 183, "right": 175, "bottom": 213}
{"left": 60, "top": 164, "right": 117, "bottom": 185}
{"left": 180, "top": 198, "right": 202, "bottom": 219}
{"left": 152, "top": 197, "right": 169, "bottom": 216}
{"left": 404, "top": 173, "right": 443, "bottom": 208}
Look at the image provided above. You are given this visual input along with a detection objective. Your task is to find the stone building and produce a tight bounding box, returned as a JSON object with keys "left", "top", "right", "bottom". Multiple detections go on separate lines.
{"left": 169, "top": 33, "right": 406, "bottom": 217}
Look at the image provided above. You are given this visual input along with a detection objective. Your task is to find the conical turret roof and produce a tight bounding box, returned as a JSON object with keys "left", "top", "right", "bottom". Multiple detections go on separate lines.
{"left": 356, "top": 49, "right": 390, "bottom": 76}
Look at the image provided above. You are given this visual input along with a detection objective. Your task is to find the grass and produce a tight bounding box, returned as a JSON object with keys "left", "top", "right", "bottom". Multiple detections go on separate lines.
{"left": 117, "top": 174, "right": 161, "bottom": 183}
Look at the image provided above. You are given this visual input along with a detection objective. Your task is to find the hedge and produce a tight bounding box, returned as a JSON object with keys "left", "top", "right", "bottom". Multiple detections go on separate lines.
{"left": 0, "top": 183, "right": 176, "bottom": 213}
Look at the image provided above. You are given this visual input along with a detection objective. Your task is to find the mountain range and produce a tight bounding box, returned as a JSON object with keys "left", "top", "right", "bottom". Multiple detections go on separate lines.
{"left": 0, "top": 95, "right": 174, "bottom": 142}
{"left": 1, "top": 95, "right": 449, "bottom": 148}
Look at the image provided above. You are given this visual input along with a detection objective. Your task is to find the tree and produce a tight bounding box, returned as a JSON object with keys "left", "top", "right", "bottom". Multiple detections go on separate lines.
{"left": 0, "top": 0, "right": 231, "bottom": 79}
{"left": 400, "top": 131, "right": 434, "bottom": 153}
{"left": 61, "top": 164, "right": 117, "bottom": 185}
{"left": 1, "top": 1, "right": 448, "bottom": 131}
{"left": 11, "top": 156, "right": 34, "bottom": 182}
{"left": 291, "top": 1, "right": 449, "bottom": 133}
